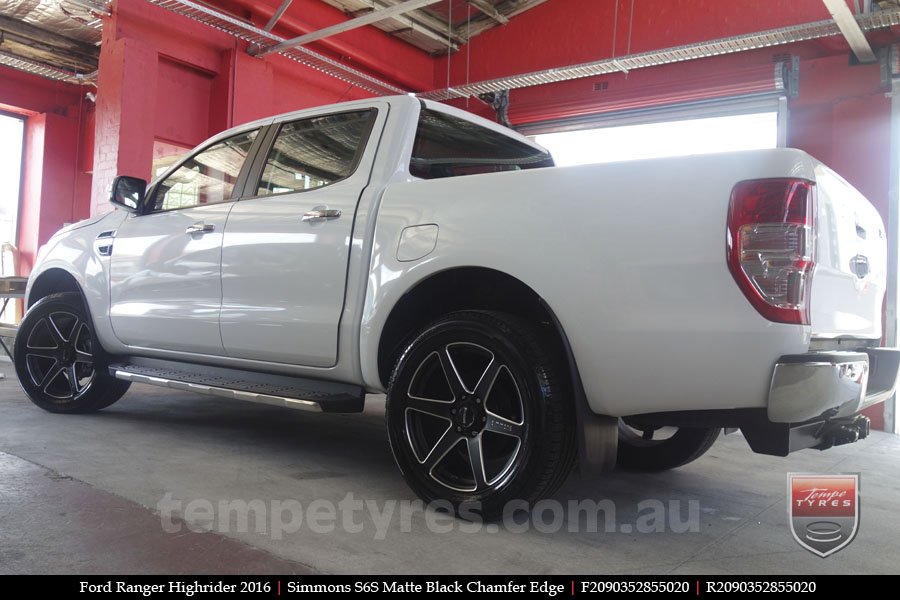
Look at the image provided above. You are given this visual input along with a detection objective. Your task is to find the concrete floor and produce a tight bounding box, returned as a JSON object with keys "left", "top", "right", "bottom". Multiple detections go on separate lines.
{"left": 0, "top": 366, "right": 899, "bottom": 575}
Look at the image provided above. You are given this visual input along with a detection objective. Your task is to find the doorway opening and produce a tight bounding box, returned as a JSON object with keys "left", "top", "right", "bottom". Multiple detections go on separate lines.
{"left": 0, "top": 112, "right": 25, "bottom": 324}
{"left": 534, "top": 111, "right": 778, "bottom": 166}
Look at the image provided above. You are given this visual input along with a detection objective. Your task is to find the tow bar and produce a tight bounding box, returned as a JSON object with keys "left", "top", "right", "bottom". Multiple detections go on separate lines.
{"left": 815, "top": 415, "right": 871, "bottom": 451}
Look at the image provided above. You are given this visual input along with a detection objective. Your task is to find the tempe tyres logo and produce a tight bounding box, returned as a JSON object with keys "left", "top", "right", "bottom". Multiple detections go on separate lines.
{"left": 788, "top": 474, "right": 859, "bottom": 557}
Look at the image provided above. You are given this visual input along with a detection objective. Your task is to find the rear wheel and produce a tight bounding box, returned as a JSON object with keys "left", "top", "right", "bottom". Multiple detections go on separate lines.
{"left": 14, "top": 292, "right": 130, "bottom": 413}
{"left": 617, "top": 419, "right": 719, "bottom": 471}
{"left": 385, "top": 311, "right": 575, "bottom": 521}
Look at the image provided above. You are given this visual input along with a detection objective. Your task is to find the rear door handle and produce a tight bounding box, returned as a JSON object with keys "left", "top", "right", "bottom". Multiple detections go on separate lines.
{"left": 186, "top": 223, "right": 215, "bottom": 234}
{"left": 302, "top": 209, "right": 341, "bottom": 222}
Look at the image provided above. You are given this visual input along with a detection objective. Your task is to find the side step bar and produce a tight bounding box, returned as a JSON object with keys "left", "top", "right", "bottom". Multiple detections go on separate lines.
{"left": 109, "top": 357, "right": 365, "bottom": 413}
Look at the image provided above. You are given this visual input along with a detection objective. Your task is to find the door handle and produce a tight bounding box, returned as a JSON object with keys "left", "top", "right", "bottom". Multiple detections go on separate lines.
{"left": 185, "top": 223, "right": 215, "bottom": 234}
{"left": 302, "top": 209, "right": 341, "bottom": 222}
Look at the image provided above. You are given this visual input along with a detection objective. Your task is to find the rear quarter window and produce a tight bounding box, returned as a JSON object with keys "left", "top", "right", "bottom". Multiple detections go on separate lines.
{"left": 410, "top": 108, "right": 553, "bottom": 180}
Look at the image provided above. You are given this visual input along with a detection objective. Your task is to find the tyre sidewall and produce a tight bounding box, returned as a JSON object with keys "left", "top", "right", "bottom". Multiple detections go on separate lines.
{"left": 617, "top": 425, "right": 719, "bottom": 472}
{"left": 386, "top": 313, "right": 560, "bottom": 516}
{"left": 14, "top": 292, "right": 127, "bottom": 413}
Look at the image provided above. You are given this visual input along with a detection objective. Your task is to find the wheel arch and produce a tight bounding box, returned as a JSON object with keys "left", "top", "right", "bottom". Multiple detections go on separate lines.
{"left": 377, "top": 267, "right": 573, "bottom": 391}
{"left": 27, "top": 268, "right": 84, "bottom": 310}
{"left": 376, "top": 266, "right": 618, "bottom": 475}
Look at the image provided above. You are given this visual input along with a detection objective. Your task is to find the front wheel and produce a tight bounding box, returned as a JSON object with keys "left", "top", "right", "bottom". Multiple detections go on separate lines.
{"left": 14, "top": 292, "right": 130, "bottom": 413}
{"left": 616, "top": 419, "right": 719, "bottom": 472}
{"left": 385, "top": 311, "right": 575, "bottom": 520}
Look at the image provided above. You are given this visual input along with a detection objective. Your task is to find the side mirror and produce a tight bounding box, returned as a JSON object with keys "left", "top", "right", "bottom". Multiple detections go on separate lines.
{"left": 110, "top": 176, "right": 147, "bottom": 213}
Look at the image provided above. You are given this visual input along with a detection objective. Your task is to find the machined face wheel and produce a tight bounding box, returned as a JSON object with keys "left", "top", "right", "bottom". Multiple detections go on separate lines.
{"left": 23, "top": 310, "right": 96, "bottom": 402}
{"left": 386, "top": 311, "right": 576, "bottom": 519}
{"left": 401, "top": 342, "right": 526, "bottom": 493}
{"left": 15, "top": 293, "right": 130, "bottom": 414}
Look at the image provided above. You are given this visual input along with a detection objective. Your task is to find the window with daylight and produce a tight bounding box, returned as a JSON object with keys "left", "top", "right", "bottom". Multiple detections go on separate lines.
{"left": 534, "top": 112, "right": 778, "bottom": 167}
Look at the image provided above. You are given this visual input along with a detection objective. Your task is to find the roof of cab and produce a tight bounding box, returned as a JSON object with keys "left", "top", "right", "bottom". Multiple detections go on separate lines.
{"left": 200, "top": 94, "right": 544, "bottom": 153}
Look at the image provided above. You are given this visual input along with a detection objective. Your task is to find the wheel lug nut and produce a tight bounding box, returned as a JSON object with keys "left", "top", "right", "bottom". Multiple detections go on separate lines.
{"left": 482, "top": 416, "right": 486, "bottom": 422}
{"left": 456, "top": 427, "right": 462, "bottom": 432}
{"left": 470, "top": 431, "right": 478, "bottom": 437}
{"left": 450, "top": 408, "right": 456, "bottom": 414}
{"left": 475, "top": 398, "right": 481, "bottom": 404}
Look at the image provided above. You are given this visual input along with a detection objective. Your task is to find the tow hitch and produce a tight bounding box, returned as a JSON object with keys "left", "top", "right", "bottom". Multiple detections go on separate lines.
{"left": 815, "top": 415, "right": 871, "bottom": 451}
{"left": 742, "top": 412, "right": 873, "bottom": 456}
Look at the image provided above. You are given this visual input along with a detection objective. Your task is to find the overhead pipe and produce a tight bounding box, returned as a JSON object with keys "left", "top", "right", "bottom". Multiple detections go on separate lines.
{"left": 251, "top": 0, "right": 444, "bottom": 57}
{"left": 263, "top": 0, "right": 292, "bottom": 31}
{"left": 0, "top": 50, "right": 97, "bottom": 85}
{"left": 223, "top": 0, "right": 431, "bottom": 92}
{"left": 822, "top": 0, "right": 877, "bottom": 63}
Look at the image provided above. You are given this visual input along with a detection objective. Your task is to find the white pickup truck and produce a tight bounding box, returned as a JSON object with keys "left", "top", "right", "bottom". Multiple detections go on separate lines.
{"left": 15, "top": 95, "right": 899, "bottom": 518}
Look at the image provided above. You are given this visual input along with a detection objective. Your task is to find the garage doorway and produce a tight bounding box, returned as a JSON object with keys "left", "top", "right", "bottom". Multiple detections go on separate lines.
{"left": 0, "top": 112, "right": 24, "bottom": 325}
{"left": 534, "top": 111, "right": 778, "bottom": 166}
{"left": 0, "top": 112, "right": 23, "bottom": 257}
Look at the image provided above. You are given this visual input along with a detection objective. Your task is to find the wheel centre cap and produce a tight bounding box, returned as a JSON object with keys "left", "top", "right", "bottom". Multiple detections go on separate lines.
{"left": 455, "top": 400, "right": 484, "bottom": 430}
{"left": 60, "top": 347, "right": 74, "bottom": 364}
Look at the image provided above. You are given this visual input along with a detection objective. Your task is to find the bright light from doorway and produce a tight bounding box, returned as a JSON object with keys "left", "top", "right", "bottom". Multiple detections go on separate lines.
{"left": 535, "top": 112, "right": 778, "bottom": 167}
{"left": 0, "top": 114, "right": 24, "bottom": 250}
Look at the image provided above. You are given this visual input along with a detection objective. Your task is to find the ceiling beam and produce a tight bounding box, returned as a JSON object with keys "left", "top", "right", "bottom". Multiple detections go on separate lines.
{"left": 263, "top": 0, "right": 293, "bottom": 31}
{"left": 822, "top": 0, "right": 877, "bottom": 63}
{"left": 0, "top": 14, "right": 99, "bottom": 72}
{"left": 467, "top": 0, "right": 509, "bottom": 25}
{"left": 0, "top": 15, "right": 99, "bottom": 56}
{"left": 341, "top": 0, "right": 466, "bottom": 49}
{"left": 457, "top": 0, "right": 548, "bottom": 40}
{"left": 376, "top": 0, "right": 466, "bottom": 48}
{"left": 250, "top": 0, "right": 444, "bottom": 57}
{"left": 0, "top": 33, "right": 97, "bottom": 73}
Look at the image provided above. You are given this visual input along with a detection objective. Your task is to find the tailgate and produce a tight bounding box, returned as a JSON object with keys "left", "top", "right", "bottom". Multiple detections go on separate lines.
{"left": 810, "top": 164, "right": 886, "bottom": 339}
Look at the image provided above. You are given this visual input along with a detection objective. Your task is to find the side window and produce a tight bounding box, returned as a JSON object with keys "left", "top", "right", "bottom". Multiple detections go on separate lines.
{"left": 149, "top": 129, "right": 259, "bottom": 212}
{"left": 410, "top": 108, "right": 554, "bottom": 180}
{"left": 255, "top": 109, "right": 375, "bottom": 196}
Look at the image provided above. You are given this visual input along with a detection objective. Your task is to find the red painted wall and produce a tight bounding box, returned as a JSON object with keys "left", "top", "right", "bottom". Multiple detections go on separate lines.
{"left": 0, "top": 66, "right": 82, "bottom": 116}
{"left": 17, "top": 112, "right": 82, "bottom": 275}
{"left": 0, "top": 66, "right": 92, "bottom": 275}
{"left": 787, "top": 56, "right": 892, "bottom": 431}
{"left": 437, "top": 0, "right": 835, "bottom": 89}
{"left": 789, "top": 56, "right": 890, "bottom": 218}
{"left": 155, "top": 58, "right": 215, "bottom": 147}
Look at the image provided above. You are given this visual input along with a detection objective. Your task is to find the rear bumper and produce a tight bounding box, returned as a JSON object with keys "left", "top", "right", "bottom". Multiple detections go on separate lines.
{"left": 768, "top": 347, "right": 900, "bottom": 423}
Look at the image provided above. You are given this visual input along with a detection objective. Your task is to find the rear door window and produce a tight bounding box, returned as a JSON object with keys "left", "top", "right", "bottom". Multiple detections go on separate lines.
{"left": 255, "top": 109, "right": 376, "bottom": 196}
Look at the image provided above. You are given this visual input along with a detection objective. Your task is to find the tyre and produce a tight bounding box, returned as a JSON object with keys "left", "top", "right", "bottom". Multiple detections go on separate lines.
{"left": 385, "top": 310, "right": 575, "bottom": 520}
{"left": 616, "top": 419, "right": 719, "bottom": 471}
{"left": 14, "top": 292, "right": 130, "bottom": 413}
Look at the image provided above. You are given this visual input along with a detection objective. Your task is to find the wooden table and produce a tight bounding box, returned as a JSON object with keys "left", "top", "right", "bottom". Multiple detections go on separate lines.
{"left": 0, "top": 276, "right": 26, "bottom": 360}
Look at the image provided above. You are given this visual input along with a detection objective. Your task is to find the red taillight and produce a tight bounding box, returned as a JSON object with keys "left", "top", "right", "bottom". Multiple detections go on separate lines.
{"left": 727, "top": 179, "right": 816, "bottom": 325}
